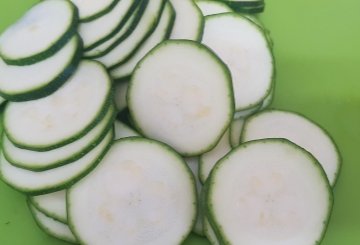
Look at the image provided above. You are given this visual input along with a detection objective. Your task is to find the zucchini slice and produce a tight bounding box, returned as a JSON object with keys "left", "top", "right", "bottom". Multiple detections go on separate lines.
{"left": 185, "top": 157, "right": 204, "bottom": 236}
{"left": 202, "top": 13, "right": 274, "bottom": 111}
{"left": 229, "top": 117, "right": 244, "bottom": 147}
{"left": 79, "top": 0, "right": 139, "bottom": 50}
{"left": 96, "top": 0, "right": 167, "bottom": 68}
{"left": 110, "top": 2, "right": 175, "bottom": 80}
{"left": 4, "top": 60, "right": 112, "bottom": 151}
{"left": 195, "top": 0, "right": 232, "bottom": 16}
{"left": 71, "top": 0, "right": 119, "bottom": 22}
{"left": 206, "top": 139, "right": 333, "bottom": 245}
{"left": 114, "top": 120, "right": 140, "bottom": 139}
{"left": 225, "top": 0, "right": 265, "bottom": 13}
{"left": 68, "top": 138, "right": 196, "bottom": 245}
{"left": 242, "top": 110, "right": 341, "bottom": 186}
{"left": 84, "top": 1, "right": 147, "bottom": 58}
{"left": 3, "top": 105, "right": 115, "bottom": 171}
{"left": 204, "top": 217, "right": 220, "bottom": 245}
{"left": 0, "top": 35, "right": 81, "bottom": 102}
{"left": 29, "top": 190, "right": 67, "bottom": 224}
{"left": 234, "top": 103, "right": 262, "bottom": 119}
{"left": 114, "top": 81, "right": 129, "bottom": 112}
{"left": 0, "top": 0, "right": 78, "bottom": 66}
{"left": 169, "top": 0, "right": 204, "bottom": 41}
{"left": 0, "top": 129, "right": 113, "bottom": 195}
{"left": 128, "top": 40, "right": 234, "bottom": 156}
{"left": 199, "top": 129, "right": 231, "bottom": 183}
{"left": 28, "top": 202, "right": 77, "bottom": 243}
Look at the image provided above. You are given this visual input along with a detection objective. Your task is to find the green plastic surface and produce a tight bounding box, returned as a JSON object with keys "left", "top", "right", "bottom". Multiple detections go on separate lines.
{"left": 0, "top": 0, "right": 359, "bottom": 244}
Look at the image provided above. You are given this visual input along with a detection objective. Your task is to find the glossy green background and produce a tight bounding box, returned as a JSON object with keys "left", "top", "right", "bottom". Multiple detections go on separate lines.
{"left": 0, "top": 0, "right": 359, "bottom": 244}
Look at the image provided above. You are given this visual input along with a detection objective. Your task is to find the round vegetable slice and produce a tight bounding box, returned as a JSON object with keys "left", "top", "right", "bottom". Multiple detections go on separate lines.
{"left": 128, "top": 40, "right": 234, "bottom": 156}
{"left": 202, "top": 13, "right": 274, "bottom": 111}
{"left": 114, "top": 120, "right": 140, "bottom": 139}
{"left": 0, "top": 0, "right": 78, "bottom": 66}
{"left": 0, "top": 35, "right": 81, "bottom": 102}
{"left": 195, "top": 0, "right": 232, "bottom": 16}
{"left": 68, "top": 138, "right": 196, "bottom": 245}
{"left": 206, "top": 139, "right": 333, "bottom": 245}
{"left": 29, "top": 190, "right": 67, "bottom": 223}
{"left": 4, "top": 60, "right": 112, "bottom": 151}
{"left": 242, "top": 110, "right": 341, "bottom": 186}
{"left": 0, "top": 129, "right": 113, "bottom": 195}
{"left": 28, "top": 202, "right": 77, "bottom": 243}
{"left": 229, "top": 117, "right": 244, "bottom": 147}
{"left": 71, "top": 0, "right": 119, "bottom": 22}
{"left": 114, "top": 81, "right": 129, "bottom": 112}
{"left": 3, "top": 105, "right": 115, "bottom": 171}
{"left": 169, "top": 0, "right": 204, "bottom": 41}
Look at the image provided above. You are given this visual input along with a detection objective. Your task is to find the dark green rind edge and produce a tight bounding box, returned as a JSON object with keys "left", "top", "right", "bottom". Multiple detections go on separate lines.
{"left": 84, "top": 0, "right": 142, "bottom": 51}
{"left": 0, "top": 129, "right": 114, "bottom": 196}
{"left": 240, "top": 109, "right": 342, "bottom": 187}
{"left": 0, "top": 0, "right": 79, "bottom": 66}
{"left": 127, "top": 39, "right": 235, "bottom": 157}
{"left": 205, "top": 12, "right": 275, "bottom": 111}
{"left": 228, "top": 117, "right": 243, "bottom": 148}
{"left": 27, "top": 199, "right": 78, "bottom": 244}
{"left": 67, "top": 137, "right": 198, "bottom": 245}
{"left": 193, "top": 0, "right": 206, "bottom": 42}
{"left": 84, "top": 0, "right": 149, "bottom": 59}
{"left": 3, "top": 104, "right": 116, "bottom": 172}
{"left": 226, "top": 1, "right": 265, "bottom": 14}
{"left": 206, "top": 138, "right": 334, "bottom": 245}
{"left": 79, "top": 0, "right": 120, "bottom": 23}
{"left": 4, "top": 60, "right": 114, "bottom": 152}
{"left": 110, "top": 1, "right": 177, "bottom": 80}
{"left": 108, "top": 0, "right": 168, "bottom": 70}
{"left": 0, "top": 35, "right": 83, "bottom": 102}
{"left": 28, "top": 195, "right": 67, "bottom": 224}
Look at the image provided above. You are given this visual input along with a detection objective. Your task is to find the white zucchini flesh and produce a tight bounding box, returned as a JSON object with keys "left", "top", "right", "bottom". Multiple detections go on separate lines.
{"left": 110, "top": 3, "right": 175, "bottom": 79}
{"left": 4, "top": 60, "right": 111, "bottom": 150}
{"left": 242, "top": 110, "right": 341, "bottom": 186}
{"left": 202, "top": 13, "right": 274, "bottom": 111}
{"left": 169, "top": 0, "right": 203, "bottom": 41}
{"left": 0, "top": 0, "right": 77, "bottom": 64}
{"left": 0, "top": 130, "right": 113, "bottom": 195}
{"left": 229, "top": 117, "right": 244, "bottom": 147}
{"left": 114, "top": 82, "right": 129, "bottom": 112}
{"left": 71, "top": 0, "right": 117, "bottom": 21}
{"left": 28, "top": 203, "right": 77, "bottom": 243}
{"left": 114, "top": 120, "right": 140, "bottom": 139}
{"left": 0, "top": 35, "right": 79, "bottom": 96}
{"left": 79, "top": 0, "right": 136, "bottom": 49}
{"left": 29, "top": 190, "right": 67, "bottom": 223}
{"left": 83, "top": 4, "right": 140, "bottom": 58}
{"left": 128, "top": 40, "right": 234, "bottom": 156}
{"left": 199, "top": 129, "right": 231, "bottom": 183}
{"left": 206, "top": 139, "right": 332, "bottom": 245}
{"left": 2, "top": 105, "right": 114, "bottom": 171}
{"left": 195, "top": 0, "right": 232, "bottom": 16}
{"left": 68, "top": 138, "right": 196, "bottom": 245}
{"left": 96, "top": 0, "right": 166, "bottom": 68}
{"left": 185, "top": 157, "right": 204, "bottom": 236}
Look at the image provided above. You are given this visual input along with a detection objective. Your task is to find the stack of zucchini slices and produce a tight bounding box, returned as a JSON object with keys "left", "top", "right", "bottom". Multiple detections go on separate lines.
{"left": 0, "top": 0, "right": 341, "bottom": 245}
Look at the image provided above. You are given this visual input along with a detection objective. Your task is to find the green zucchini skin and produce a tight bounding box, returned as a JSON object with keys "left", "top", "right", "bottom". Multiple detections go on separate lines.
{"left": 79, "top": 0, "right": 121, "bottom": 23}
{"left": 4, "top": 61, "right": 114, "bottom": 152}
{"left": 0, "top": 36, "right": 83, "bottom": 102}
{"left": 0, "top": 2, "right": 79, "bottom": 66}
{"left": 3, "top": 104, "right": 116, "bottom": 172}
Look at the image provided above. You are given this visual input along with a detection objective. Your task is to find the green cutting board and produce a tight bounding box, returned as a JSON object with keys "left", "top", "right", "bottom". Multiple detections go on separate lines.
{"left": 0, "top": 0, "right": 359, "bottom": 244}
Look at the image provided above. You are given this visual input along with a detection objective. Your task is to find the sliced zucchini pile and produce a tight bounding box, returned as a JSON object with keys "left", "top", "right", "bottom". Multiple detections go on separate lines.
{"left": 0, "top": 1, "right": 341, "bottom": 245}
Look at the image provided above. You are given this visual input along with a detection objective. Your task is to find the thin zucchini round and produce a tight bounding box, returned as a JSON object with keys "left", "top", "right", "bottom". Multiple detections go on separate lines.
{"left": 29, "top": 190, "right": 67, "bottom": 224}
{"left": 229, "top": 117, "right": 244, "bottom": 147}
{"left": 110, "top": 2, "right": 175, "bottom": 80}
{"left": 241, "top": 110, "right": 341, "bottom": 186}
{"left": 114, "top": 120, "right": 140, "bottom": 139}
{"left": 3, "top": 105, "right": 115, "bottom": 171}
{"left": 0, "top": 35, "right": 82, "bottom": 102}
{"left": 128, "top": 40, "right": 234, "bottom": 156}
{"left": 202, "top": 13, "right": 274, "bottom": 111}
{"left": 195, "top": 0, "right": 233, "bottom": 16}
{"left": 206, "top": 139, "right": 333, "bottom": 245}
{"left": 169, "top": 0, "right": 204, "bottom": 41}
{"left": 68, "top": 138, "right": 197, "bottom": 245}
{"left": 0, "top": 129, "right": 113, "bottom": 195}
{"left": 4, "top": 60, "right": 112, "bottom": 151}
{"left": 0, "top": 0, "right": 78, "bottom": 66}
{"left": 71, "top": 0, "right": 119, "bottom": 22}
